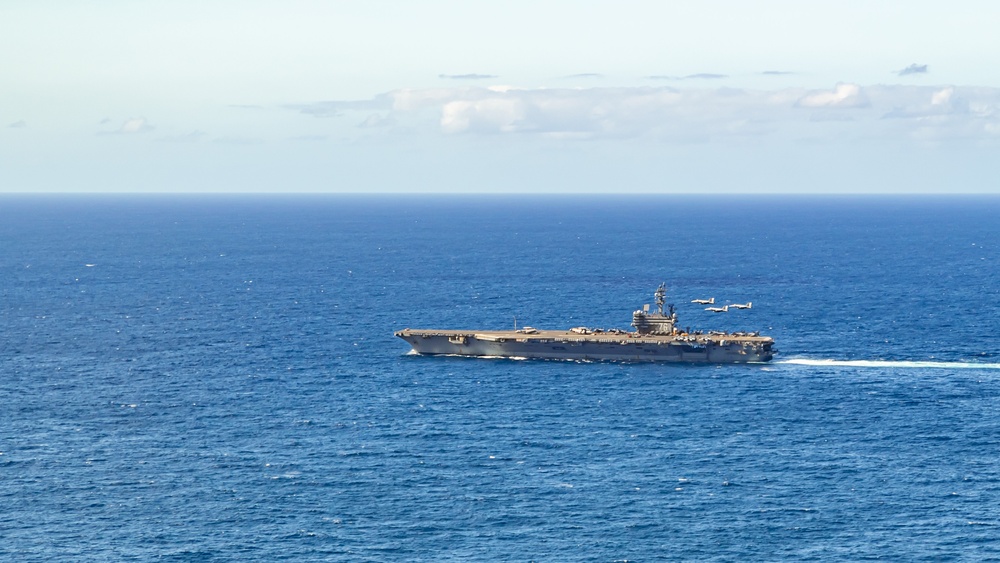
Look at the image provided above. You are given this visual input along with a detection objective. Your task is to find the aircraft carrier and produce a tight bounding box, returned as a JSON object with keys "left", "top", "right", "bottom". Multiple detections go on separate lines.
{"left": 395, "top": 284, "right": 775, "bottom": 363}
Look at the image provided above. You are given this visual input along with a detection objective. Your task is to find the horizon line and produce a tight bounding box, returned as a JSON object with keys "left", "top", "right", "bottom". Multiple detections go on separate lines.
{"left": 1, "top": 191, "right": 999, "bottom": 197}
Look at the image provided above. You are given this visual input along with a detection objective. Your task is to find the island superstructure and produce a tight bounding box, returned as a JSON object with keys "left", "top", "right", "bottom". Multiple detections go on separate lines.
{"left": 395, "top": 284, "right": 775, "bottom": 363}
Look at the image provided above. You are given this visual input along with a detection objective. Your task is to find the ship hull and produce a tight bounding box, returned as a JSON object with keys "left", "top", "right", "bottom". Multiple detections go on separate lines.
{"left": 396, "top": 331, "right": 774, "bottom": 364}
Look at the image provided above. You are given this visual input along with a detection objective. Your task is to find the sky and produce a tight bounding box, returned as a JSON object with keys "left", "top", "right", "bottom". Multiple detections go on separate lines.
{"left": 2, "top": 0, "right": 1000, "bottom": 194}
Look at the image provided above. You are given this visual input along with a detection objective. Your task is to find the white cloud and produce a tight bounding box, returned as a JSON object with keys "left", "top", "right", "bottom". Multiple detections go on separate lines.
{"left": 795, "top": 83, "right": 868, "bottom": 108}
{"left": 97, "top": 117, "right": 155, "bottom": 136}
{"left": 120, "top": 117, "right": 153, "bottom": 133}
{"left": 287, "top": 94, "right": 392, "bottom": 117}
{"left": 390, "top": 88, "right": 475, "bottom": 112}
{"left": 293, "top": 84, "right": 1000, "bottom": 143}
{"left": 898, "top": 63, "right": 929, "bottom": 76}
{"left": 441, "top": 98, "right": 528, "bottom": 133}
{"left": 931, "top": 87, "right": 953, "bottom": 105}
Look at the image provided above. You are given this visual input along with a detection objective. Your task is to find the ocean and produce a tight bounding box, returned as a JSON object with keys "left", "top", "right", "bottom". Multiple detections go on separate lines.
{"left": 2, "top": 194, "right": 999, "bottom": 561}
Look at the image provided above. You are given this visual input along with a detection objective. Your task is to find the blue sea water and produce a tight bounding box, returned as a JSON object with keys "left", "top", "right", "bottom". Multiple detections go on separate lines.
{"left": 2, "top": 194, "right": 1000, "bottom": 561}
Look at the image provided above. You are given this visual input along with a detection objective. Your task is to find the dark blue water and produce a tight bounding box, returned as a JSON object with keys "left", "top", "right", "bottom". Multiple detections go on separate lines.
{"left": 2, "top": 195, "right": 1000, "bottom": 561}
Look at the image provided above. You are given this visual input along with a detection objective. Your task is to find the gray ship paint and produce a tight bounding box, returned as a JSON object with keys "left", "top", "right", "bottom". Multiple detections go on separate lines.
{"left": 396, "top": 284, "right": 775, "bottom": 364}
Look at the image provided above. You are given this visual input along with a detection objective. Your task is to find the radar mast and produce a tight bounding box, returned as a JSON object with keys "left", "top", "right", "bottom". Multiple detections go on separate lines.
{"left": 654, "top": 283, "right": 667, "bottom": 315}
{"left": 633, "top": 282, "right": 677, "bottom": 335}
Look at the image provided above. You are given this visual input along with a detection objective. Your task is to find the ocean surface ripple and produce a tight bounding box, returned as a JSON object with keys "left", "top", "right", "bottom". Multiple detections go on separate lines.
{"left": 2, "top": 195, "right": 1000, "bottom": 561}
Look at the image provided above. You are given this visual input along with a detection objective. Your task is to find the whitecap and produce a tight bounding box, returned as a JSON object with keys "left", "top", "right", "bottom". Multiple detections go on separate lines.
{"left": 780, "top": 358, "right": 1000, "bottom": 370}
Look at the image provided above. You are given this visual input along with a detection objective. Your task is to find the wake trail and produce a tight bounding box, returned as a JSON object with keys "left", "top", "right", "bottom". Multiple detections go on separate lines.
{"left": 779, "top": 359, "right": 1000, "bottom": 370}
